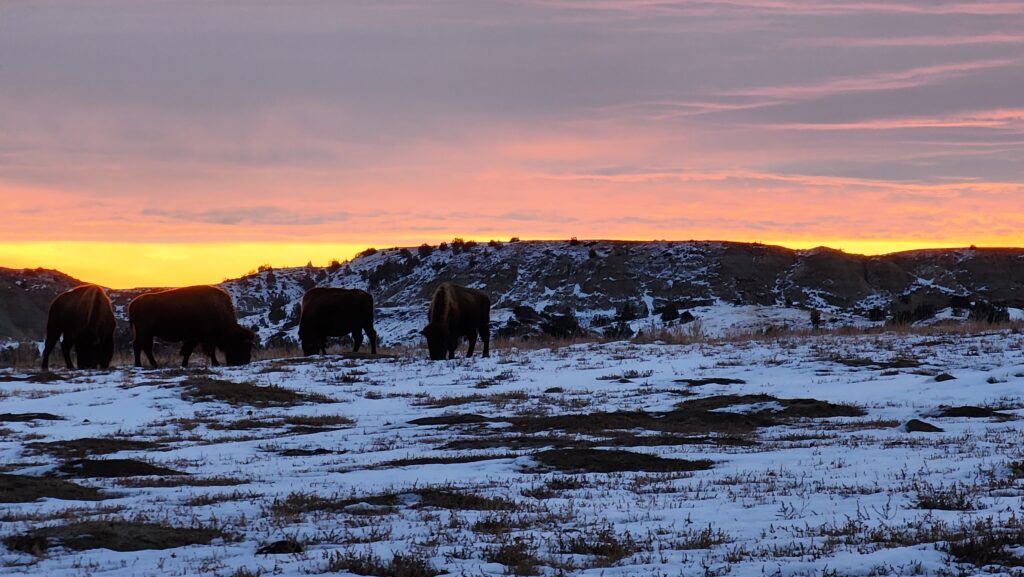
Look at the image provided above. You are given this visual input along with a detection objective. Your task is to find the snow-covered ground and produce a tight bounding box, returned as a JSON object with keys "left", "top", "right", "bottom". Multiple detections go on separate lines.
{"left": 3, "top": 331, "right": 1024, "bottom": 576}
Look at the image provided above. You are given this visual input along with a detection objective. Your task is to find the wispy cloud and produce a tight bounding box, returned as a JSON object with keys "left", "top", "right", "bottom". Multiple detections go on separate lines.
{"left": 727, "top": 58, "right": 1020, "bottom": 100}
{"left": 141, "top": 207, "right": 352, "bottom": 226}
{"left": 767, "top": 108, "right": 1024, "bottom": 131}
{"left": 801, "top": 33, "right": 1024, "bottom": 47}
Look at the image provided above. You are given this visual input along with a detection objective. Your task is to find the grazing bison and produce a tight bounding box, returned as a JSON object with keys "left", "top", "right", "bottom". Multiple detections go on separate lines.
{"left": 299, "top": 287, "right": 378, "bottom": 355}
{"left": 41, "top": 284, "right": 116, "bottom": 371}
{"left": 421, "top": 282, "right": 491, "bottom": 360}
{"left": 128, "top": 285, "right": 255, "bottom": 368}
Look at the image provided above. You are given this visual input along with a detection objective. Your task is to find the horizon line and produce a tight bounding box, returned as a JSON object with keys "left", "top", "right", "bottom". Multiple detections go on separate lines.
{"left": 2, "top": 238, "right": 1017, "bottom": 290}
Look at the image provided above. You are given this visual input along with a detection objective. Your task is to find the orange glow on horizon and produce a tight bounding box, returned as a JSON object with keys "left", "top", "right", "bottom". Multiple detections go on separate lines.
{"left": 0, "top": 238, "right": 1012, "bottom": 289}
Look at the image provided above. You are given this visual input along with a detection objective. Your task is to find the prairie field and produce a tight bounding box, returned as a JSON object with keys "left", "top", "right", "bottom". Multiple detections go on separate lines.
{"left": 2, "top": 330, "right": 1024, "bottom": 576}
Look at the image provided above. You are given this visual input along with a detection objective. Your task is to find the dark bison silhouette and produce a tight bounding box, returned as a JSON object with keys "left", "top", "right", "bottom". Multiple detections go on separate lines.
{"left": 299, "top": 287, "right": 378, "bottom": 355}
{"left": 421, "top": 282, "right": 491, "bottom": 360}
{"left": 41, "top": 284, "right": 116, "bottom": 370}
{"left": 128, "top": 285, "right": 255, "bottom": 367}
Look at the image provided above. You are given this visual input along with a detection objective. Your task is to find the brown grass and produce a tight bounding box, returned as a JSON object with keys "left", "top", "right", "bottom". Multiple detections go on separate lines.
{"left": 180, "top": 376, "right": 334, "bottom": 407}
{"left": 0, "top": 473, "right": 107, "bottom": 503}
{"left": 58, "top": 458, "right": 185, "bottom": 478}
{"left": 3, "top": 520, "right": 229, "bottom": 555}
{"left": 532, "top": 448, "right": 713, "bottom": 473}
{"left": 27, "top": 437, "right": 163, "bottom": 459}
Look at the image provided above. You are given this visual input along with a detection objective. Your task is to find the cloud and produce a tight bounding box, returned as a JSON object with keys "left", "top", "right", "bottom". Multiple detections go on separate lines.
{"left": 141, "top": 207, "right": 352, "bottom": 226}
{"left": 801, "top": 33, "right": 1024, "bottom": 47}
{"left": 766, "top": 108, "right": 1024, "bottom": 131}
{"left": 726, "top": 59, "right": 1020, "bottom": 101}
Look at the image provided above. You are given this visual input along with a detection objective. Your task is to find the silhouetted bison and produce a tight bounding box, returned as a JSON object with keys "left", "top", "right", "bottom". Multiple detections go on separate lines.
{"left": 41, "top": 284, "right": 116, "bottom": 370}
{"left": 299, "top": 287, "right": 378, "bottom": 355}
{"left": 128, "top": 285, "right": 255, "bottom": 367}
{"left": 421, "top": 282, "right": 491, "bottom": 360}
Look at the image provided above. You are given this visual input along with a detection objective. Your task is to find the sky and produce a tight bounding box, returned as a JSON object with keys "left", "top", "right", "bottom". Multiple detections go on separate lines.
{"left": 2, "top": 0, "right": 1023, "bottom": 287}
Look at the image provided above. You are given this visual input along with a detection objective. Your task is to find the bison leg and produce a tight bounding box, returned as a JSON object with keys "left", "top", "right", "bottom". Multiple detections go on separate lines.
{"left": 204, "top": 342, "right": 220, "bottom": 366}
{"left": 466, "top": 333, "right": 477, "bottom": 358}
{"left": 41, "top": 329, "right": 62, "bottom": 371}
{"left": 76, "top": 339, "right": 98, "bottom": 370}
{"left": 351, "top": 330, "right": 363, "bottom": 353}
{"left": 99, "top": 336, "right": 114, "bottom": 369}
{"left": 135, "top": 334, "right": 158, "bottom": 368}
{"left": 60, "top": 338, "right": 75, "bottom": 370}
{"left": 180, "top": 341, "right": 197, "bottom": 367}
{"left": 447, "top": 336, "right": 458, "bottom": 360}
{"left": 365, "top": 325, "right": 378, "bottom": 355}
{"left": 480, "top": 323, "right": 490, "bottom": 358}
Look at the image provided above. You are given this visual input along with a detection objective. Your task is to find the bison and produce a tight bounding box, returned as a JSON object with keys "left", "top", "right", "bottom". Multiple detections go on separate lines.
{"left": 41, "top": 284, "right": 116, "bottom": 370}
{"left": 128, "top": 285, "right": 255, "bottom": 367}
{"left": 299, "top": 287, "right": 378, "bottom": 355}
{"left": 421, "top": 282, "right": 491, "bottom": 360}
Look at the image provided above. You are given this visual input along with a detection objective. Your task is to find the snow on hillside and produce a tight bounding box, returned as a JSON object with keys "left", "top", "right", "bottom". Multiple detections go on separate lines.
{"left": 6, "top": 241, "right": 1024, "bottom": 351}
{"left": 2, "top": 331, "right": 1024, "bottom": 575}
{"left": 197, "top": 241, "right": 1024, "bottom": 348}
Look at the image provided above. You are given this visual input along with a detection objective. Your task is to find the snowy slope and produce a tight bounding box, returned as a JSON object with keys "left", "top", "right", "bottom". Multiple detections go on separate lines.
{"left": 5, "top": 241, "right": 1024, "bottom": 349}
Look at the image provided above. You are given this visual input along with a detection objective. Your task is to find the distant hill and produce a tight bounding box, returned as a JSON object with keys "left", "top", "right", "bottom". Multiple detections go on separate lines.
{"left": 3, "top": 240, "right": 1024, "bottom": 349}
{"left": 0, "top": 268, "right": 84, "bottom": 342}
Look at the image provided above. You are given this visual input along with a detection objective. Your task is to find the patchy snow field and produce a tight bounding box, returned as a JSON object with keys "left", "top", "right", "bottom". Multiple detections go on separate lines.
{"left": 2, "top": 331, "right": 1024, "bottom": 577}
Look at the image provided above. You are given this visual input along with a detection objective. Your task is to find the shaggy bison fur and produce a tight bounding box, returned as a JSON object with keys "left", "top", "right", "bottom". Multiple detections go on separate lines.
{"left": 41, "top": 284, "right": 116, "bottom": 370}
{"left": 298, "top": 287, "right": 378, "bottom": 355}
{"left": 421, "top": 282, "right": 491, "bottom": 360}
{"left": 128, "top": 285, "right": 255, "bottom": 367}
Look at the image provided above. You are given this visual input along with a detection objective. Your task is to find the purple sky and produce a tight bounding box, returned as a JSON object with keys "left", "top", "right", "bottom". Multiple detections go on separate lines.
{"left": 2, "top": 1, "right": 1023, "bottom": 277}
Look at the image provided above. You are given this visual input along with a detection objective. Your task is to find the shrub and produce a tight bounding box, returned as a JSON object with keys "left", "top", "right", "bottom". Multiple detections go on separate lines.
{"left": 356, "top": 247, "right": 378, "bottom": 258}
{"left": 417, "top": 243, "right": 434, "bottom": 258}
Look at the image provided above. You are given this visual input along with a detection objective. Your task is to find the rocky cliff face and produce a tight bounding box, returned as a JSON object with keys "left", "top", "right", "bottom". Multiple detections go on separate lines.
{"left": 4, "top": 241, "right": 1024, "bottom": 348}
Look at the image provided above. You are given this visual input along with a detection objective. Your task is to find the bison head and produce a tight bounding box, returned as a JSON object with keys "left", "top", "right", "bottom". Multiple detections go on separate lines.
{"left": 420, "top": 323, "right": 448, "bottom": 361}
{"left": 222, "top": 325, "right": 256, "bottom": 365}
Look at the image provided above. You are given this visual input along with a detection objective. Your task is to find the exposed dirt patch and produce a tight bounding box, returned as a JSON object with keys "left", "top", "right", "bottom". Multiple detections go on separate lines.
{"left": 532, "top": 448, "right": 714, "bottom": 473}
{"left": 376, "top": 453, "right": 517, "bottom": 468}
{"left": 832, "top": 356, "right": 921, "bottom": 370}
{"left": 906, "top": 419, "right": 944, "bottom": 433}
{"left": 257, "top": 539, "right": 305, "bottom": 555}
{"left": 114, "top": 476, "right": 247, "bottom": 488}
{"left": 3, "top": 521, "right": 227, "bottom": 555}
{"left": 506, "top": 409, "right": 771, "bottom": 436}
{"left": 676, "top": 394, "right": 865, "bottom": 419}
{"left": 278, "top": 447, "right": 336, "bottom": 457}
{"left": 58, "top": 458, "right": 185, "bottom": 478}
{"left": 416, "top": 488, "right": 514, "bottom": 511}
{"left": 410, "top": 413, "right": 490, "bottom": 426}
{"left": 27, "top": 437, "right": 164, "bottom": 459}
{"left": 934, "top": 406, "right": 1014, "bottom": 420}
{"left": 0, "top": 473, "right": 107, "bottom": 502}
{"left": 273, "top": 488, "right": 514, "bottom": 519}
{"left": 443, "top": 433, "right": 753, "bottom": 451}
{"left": 935, "top": 373, "right": 957, "bottom": 382}
{"left": 418, "top": 395, "right": 855, "bottom": 451}
{"left": 180, "top": 376, "right": 333, "bottom": 407}
{"left": 673, "top": 377, "right": 746, "bottom": 386}
{"left": 414, "top": 392, "right": 528, "bottom": 409}
{"left": 0, "top": 372, "right": 72, "bottom": 383}
{"left": 0, "top": 412, "right": 63, "bottom": 422}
